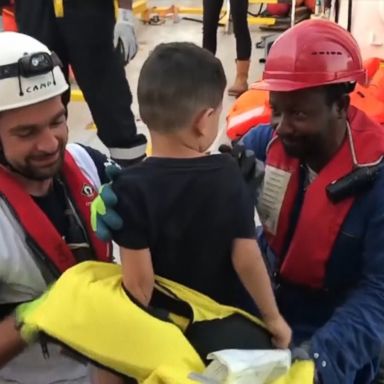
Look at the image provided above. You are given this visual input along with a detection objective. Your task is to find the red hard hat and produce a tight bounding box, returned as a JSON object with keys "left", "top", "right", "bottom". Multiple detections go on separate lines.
{"left": 252, "top": 20, "right": 367, "bottom": 92}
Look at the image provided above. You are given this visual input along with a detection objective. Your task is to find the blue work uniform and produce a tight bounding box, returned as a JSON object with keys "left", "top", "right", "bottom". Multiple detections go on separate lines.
{"left": 241, "top": 123, "right": 384, "bottom": 384}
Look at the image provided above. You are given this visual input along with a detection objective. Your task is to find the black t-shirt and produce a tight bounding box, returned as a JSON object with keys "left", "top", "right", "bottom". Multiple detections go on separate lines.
{"left": 111, "top": 154, "right": 256, "bottom": 308}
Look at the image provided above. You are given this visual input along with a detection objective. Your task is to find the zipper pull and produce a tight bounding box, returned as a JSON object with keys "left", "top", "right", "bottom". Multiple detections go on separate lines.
{"left": 40, "top": 334, "right": 50, "bottom": 359}
{"left": 272, "top": 271, "right": 281, "bottom": 291}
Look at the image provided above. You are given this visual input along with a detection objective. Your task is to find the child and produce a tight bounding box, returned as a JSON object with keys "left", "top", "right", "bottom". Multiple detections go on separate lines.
{"left": 111, "top": 42, "right": 291, "bottom": 348}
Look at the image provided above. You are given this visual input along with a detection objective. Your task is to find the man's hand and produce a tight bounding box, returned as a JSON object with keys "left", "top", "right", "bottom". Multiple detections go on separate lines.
{"left": 263, "top": 313, "right": 292, "bottom": 349}
{"left": 219, "top": 143, "right": 257, "bottom": 181}
{"left": 219, "top": 143, "right": 263, "bottom": 204}
{"left": 1, "top": 294, "right": 49, "bottom": 365}
{"left": 0, "top": 316, "right": 27, "bottom": 367}
{"left": 114, "top": 8, "right": 138, "bottom": 65}
{"left": 15, "top": 291, "right": 54, "bottom": 347}
{"left": 91, "top": 164, "right": 124, "bottom": 241}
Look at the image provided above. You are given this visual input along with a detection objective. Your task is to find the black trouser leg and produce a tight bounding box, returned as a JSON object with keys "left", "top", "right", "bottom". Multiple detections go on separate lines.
{"left": 202, "top": 0, "right": 223, "bottom": 55}
{"left": 14, "top": 0, "right": 70, "bottom": 106}
{"left": 58, "top": 0, "right": 146, "bottom": 163}
{"left": 15, "top": 0, "right": 58, "bottom": 51}
{"left": 230, "top": 0, "right": 251, "bottom": 60}
{"left": 16, "top": 0, "right": 146, "bottom": 164}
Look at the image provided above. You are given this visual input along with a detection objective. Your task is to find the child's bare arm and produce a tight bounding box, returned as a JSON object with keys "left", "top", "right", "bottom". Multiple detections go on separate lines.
{"left": 232, "top": 238, "right": 279, "bottom": 319}
{"left": 120, "top": 247, "right": 154, "bottom": 307}
{"left": 232, "top": 238, "right": 292, "bottom": 348}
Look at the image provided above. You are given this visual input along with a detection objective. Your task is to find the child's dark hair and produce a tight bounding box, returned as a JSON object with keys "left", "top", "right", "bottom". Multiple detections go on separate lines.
{"left": 137, "top": 42, "right": 227, "bottom": 133}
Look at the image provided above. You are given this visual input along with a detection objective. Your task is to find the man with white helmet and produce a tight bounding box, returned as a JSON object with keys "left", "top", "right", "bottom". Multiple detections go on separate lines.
{"left": 12, "top": 0, "right": 147, "bottom": 166}
{"left": 0, "top": 31, "right": 114, "bottom": 383}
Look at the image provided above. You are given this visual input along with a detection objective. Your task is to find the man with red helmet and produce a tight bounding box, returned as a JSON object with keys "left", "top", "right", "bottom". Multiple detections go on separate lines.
{"left": 238, "top": 19, "right": 384, "bottom": 383}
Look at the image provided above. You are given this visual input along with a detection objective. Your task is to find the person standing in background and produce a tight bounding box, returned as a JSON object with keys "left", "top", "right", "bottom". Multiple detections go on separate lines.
{"left": 14, "top": 0, "right": 148, "bottom": 166}
{"left": 203, "top": 0, "right": 251, "bottom": 98}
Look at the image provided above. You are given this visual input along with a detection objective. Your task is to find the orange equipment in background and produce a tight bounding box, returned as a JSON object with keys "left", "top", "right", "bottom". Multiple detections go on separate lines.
{"left": 2, "top": 4, "right": 17, "bottom": 32}
{"left": 226, "top": 89, "right": 271, "bottom": 141}
{"left": 350, "top": 58, "right": 384, "bottom": 125}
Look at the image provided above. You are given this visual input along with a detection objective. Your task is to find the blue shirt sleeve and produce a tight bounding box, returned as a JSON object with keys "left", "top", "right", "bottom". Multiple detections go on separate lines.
{"left": 239, "top": 123, "right": 273, "bottom": 162}
{"left": 309, "top": 173, "right": 384, "bottom": 383}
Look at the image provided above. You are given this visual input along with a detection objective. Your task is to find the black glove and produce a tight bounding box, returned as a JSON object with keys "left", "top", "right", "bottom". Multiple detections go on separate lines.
{"left": 219, "top": 143, "right": 256, "bottom": 182}
{"left": 293, "top": 342, "right": 322, "bottom": 384}
{"left": 219, "top": 143, "right": 263, "bottom": 204}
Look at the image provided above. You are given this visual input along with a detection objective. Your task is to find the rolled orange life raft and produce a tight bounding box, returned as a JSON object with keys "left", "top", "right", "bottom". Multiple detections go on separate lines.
{"left": 226, "top": 89, "right": 271, "bottom": 141}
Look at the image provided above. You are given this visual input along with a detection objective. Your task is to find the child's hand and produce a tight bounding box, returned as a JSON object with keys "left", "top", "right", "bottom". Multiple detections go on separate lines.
{"left": 264, "top": 313, "right": 292, "bottom": 349}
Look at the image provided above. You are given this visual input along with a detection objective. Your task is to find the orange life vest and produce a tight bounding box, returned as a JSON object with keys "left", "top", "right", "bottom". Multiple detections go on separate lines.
{"left": 258, "top": 107, "right": 384, "bottom": 288}
{"left": 0, "top": 150, "right": 110, "bottom": 275}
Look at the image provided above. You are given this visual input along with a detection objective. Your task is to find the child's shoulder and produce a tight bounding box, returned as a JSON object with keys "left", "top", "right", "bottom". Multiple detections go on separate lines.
{"left": 111, "top": 162, "right": 151, "bottom": 196}
{"left": 212, "top": 153, "right": 245, "bottom": 178}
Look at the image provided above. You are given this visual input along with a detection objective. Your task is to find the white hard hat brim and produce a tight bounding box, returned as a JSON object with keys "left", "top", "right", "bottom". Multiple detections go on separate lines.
{"left": 0, "top": 66, "right": 69, "bottom": 112}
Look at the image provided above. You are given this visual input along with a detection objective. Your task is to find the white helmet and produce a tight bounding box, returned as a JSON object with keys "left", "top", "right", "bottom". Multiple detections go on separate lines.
{"left": 0, "top": 32, "right": 68, "bottom": 112}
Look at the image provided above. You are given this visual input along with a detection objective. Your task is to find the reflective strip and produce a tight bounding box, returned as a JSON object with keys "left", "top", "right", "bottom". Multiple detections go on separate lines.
{"left": 227, "top": 106, "right": 265, "bottom": 130}
{"left": 53, "top": 0, "right": 64, "bottom": 17}
{"left": 114, "top": 0, "right": 119, "bottom": 19}
{"left": 109, "top": 143, "right": 147, "bottom": 160}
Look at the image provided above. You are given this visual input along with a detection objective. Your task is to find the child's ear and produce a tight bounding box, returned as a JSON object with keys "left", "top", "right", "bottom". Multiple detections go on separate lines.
{"left": 193, "top": 108, "right": 215, "bottom": 136}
